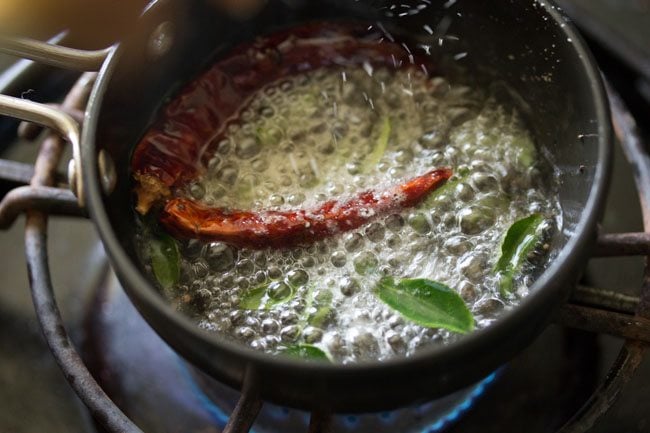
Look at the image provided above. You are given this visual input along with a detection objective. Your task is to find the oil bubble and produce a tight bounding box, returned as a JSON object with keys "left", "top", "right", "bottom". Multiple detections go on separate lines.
{"left": 340, "top": 277, "right": 360, "bottom": 296}
{"left": 268, "top": 281, "right": 292, "bottom": 301}
{"left": 365, "top": 222, "right": 385, "bottom": 242}
{"left": 206, "top": 243, "right": 235, "bottom": 271}
{"left": 353, "top": 252, "right": 379, "bottom": 276}
{"left": 236, "top": 137, "right": 261, "bottom": 159}
{"left": 286, "top": 269, "right": 309, "bottom": 287}
{"left": 330, "top": 251, "right": 347, "bottom": 267}
{"left": 407, "top": 213, "right": 430, "bottom": 234}
{"left": 344, "top": 232, "right": 364, "bottom": 252}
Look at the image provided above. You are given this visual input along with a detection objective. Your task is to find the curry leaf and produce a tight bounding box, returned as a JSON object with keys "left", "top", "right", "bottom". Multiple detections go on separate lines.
{"left": 494, "top": 214, "right": 545, "bottom": 295}
{"left": 363, "top": 116, "right": 391, "bottom": 173}
{"left": 255, "top": 124, "right": 283, "bottom": 147}
{"left": 309, "top": 306, "right": 332, "bottom": 328}
{"left": 422, "top": 167, "right": 470, "bottom": 207}
{"left": 149, "top": 233, "right": 180, "bottom": 289}
{"left": 239, "top": 285, "right": 267, "bottom": 310}
{"left": 236, "top": 177, "right": 255, "bottom": 202}
{"left": 281, "top": 344, "right": 330, "bottom": 361}
{"left": 308, "top": 290, "right": 334, "bottom": 328}
{"left": 375, "top": 277, "right": 474, "bottom": 334}
{"left": 240, "top": 280, "right": 296, "bottom": 310}
{"left": 512, "top": 134, "right": 537, "bottom": 169}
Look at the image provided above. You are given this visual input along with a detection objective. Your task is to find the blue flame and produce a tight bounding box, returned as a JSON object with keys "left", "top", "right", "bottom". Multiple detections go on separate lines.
{"left": 176, "top": 360, "right": 252, "bottom": 432}
{"left": 420, "top": 371, "right": 498, "bottom": 433}
{"left": 177, "top": 356, "right": 500, "bottom": 433}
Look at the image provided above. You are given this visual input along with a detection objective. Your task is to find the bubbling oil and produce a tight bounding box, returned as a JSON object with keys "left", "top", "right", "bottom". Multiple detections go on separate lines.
{"left": 142, "top": 65, "right": 560, "bottom": 363}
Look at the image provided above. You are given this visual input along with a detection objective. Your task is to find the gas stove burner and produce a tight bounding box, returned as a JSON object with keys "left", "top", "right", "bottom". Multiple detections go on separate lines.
{"left": 239, "top": 373, "right": 495, "bottom": 433}
{"left": 84, "top": 270, "right": 498, "bottom": 433}
{"left": 194, "top": 370, "right": 497, "bottom": 433}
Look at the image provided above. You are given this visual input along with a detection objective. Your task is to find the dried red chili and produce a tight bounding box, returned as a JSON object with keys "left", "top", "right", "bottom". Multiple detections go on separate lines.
{"left": 131, "top": 23, "right": 435, "bottom": 214}
{"left": 160, "top": 168, "right": 452, "bottom": 249}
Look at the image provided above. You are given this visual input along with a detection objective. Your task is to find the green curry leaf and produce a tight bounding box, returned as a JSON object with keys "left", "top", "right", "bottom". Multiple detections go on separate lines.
{"left": 281, "top": 344, "right": 331, "bottom": 361}
{"left": 512, "top": 134, "right": 537, "bottom": 169}
{"left": 240, "top": 280, "right": 296, "bottom": 310}
{"left": 235, "top": 177, "right": 256, "bottom": 202}
{"left": 375, "top": 277, "right": 474, "bottom": 334}
{"left": 494, "top": 214, "right": 545, "bottom": 295}
{"left": 255, "top": 124, "right": 284, "bottom": 147}
{"left": 363, "top": 116, "right": 391, "bottom": 173}
{"left": 149, "top": 233, "right": 180, "bottom": 289}
{"left": 308, "top": 290, "right": 334, "bottom": 328}
{"left": 422, "top": 167, "right": 470, "bottom": 207}
{"left": 239, "top": 285, "right": 267, "bottom": 310}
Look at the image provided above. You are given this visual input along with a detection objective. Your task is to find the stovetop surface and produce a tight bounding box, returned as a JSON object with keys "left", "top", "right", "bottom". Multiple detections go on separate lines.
{"left": 1, "top": 2, "right": 649, "bottom": 432}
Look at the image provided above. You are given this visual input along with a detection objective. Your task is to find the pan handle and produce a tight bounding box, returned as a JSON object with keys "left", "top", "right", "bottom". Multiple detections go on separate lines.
{"left": 0, "top": 35, "right": 110, "bottom": 71}
{"left": 0, "top": 95, "right": 85, "bottom": 206}
{"left": 0, "top": 35, "right": 112, "bottom": 207}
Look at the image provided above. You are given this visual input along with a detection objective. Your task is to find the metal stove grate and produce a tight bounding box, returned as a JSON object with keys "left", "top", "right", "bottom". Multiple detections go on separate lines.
{"left": 0, "top": 62, "right": 649, "bottom": 433}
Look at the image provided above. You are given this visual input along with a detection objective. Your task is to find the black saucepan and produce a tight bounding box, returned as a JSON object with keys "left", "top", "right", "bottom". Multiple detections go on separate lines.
{"left": 11, "top": 0, "right": 615, "bottom": 412}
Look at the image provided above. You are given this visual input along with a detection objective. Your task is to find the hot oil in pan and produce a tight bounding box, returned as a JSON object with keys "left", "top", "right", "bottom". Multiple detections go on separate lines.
{"left": 132, "top": 24, "right": 562, "bottom": 364}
